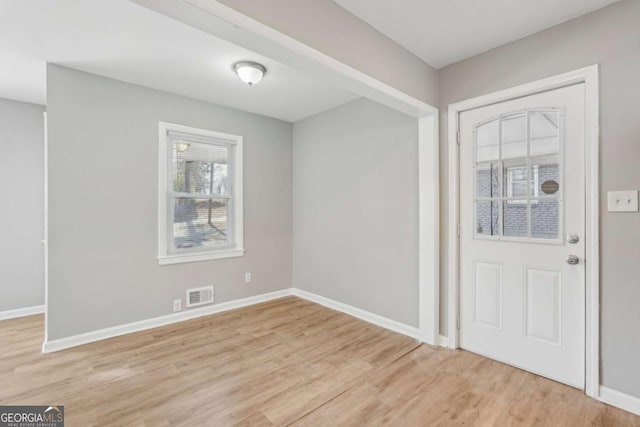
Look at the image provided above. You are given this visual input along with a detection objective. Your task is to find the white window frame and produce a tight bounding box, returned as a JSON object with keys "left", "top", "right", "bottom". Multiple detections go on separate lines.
{"left": 506, "top": 164, "right": 539, "bottom": 203}
{"left": 157, "top": 122, "right": 244, "bottom": 265}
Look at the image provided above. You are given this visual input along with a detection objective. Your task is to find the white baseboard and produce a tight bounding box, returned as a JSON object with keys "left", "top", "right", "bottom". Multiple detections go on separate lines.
{"left": 436, "top": 334, "right": 449, "bottom": 347}
{"left": 599, "top": 386, "right": 640, "bottom": 416}
{"left": 292, "top": 288, "right": 420, "bottom": 340}
{"left": 42, "top": 288, "right": 424, "bottom": 353}
{"left": 0, "top": 305, "right": 45, "bottom": 321}
{"left": 42, "top": 289, "right": 292, "bottom": 353}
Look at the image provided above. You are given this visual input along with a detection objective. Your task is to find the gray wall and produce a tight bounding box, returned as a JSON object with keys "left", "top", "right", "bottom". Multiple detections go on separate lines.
{"left": 293, "top": 98, "right": 419, "bottom": 326}
{"left": 216, "top": 0, "right": 439, "bottom": 106}
{"left": 0, "top": 98, "right": 45, "bottom": 312}
{"left": 46, "top": 65, "right": 292, "bottom": 340}
{"left": 439, "top": 0, "right": 640, "bottom": 398}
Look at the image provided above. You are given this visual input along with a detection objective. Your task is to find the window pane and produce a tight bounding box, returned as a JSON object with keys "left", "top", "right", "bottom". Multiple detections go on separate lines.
{"left": 512, "top": 181, "right": 528, "bottom": 198}
{"left": 531, "top": 198, "right": 559, "bottom": 239}
{"left": 530, "top": 111, "right": 560, "bottom": 155}
{"left": 502, "top": 113, "right": 527, "bottom": 159}
{"left": 172, "top": 198, "right": 229, "bottom": 250}
{"left": 532, "top": 155, "right": 560, "bottom": 196}
{"left": 476, "top": 162, "right": 500, "bottom": 198}
{"left": 476, "top": 119, "right": 499, "bottom": 162}
{"left": 173, "top": 141, "right": 229, "bottom": 195}
{"left": 503, "top": 201, "right": 528, "bottom": 238}
{"left": 476, "top": 200, "right": 500, "bottom": 236}
{"left": 503, "top": 158, "right": 529, "bottom": 199}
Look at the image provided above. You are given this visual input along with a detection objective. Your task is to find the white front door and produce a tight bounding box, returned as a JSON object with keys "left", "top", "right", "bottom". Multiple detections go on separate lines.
{"left": 459, "top": 83, "right": 586, "bottom": 388}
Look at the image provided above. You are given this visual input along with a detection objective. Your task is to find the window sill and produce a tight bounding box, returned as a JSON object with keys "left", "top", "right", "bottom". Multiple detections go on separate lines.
{"left": 158, "top": 248, "right": 245, "bottom": 266}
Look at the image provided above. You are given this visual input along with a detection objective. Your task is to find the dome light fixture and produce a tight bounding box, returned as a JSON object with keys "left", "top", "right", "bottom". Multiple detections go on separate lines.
{"left": 233, "top": 61, "right": 267, "bottom": 86}
{"left": 175, "top": 142, "right": 190, "bottom": 153}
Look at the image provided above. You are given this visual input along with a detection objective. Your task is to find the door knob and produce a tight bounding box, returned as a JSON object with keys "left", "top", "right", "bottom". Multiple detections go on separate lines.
{"left": 566, "top": 255, "right": 579, "bottom": 265}
{"left": 566, "top": 234, "right": 579, "bottom": 244}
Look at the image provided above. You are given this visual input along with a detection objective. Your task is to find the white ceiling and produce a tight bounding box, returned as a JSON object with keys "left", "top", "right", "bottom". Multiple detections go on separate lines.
{"left": 0, "top": 0, "right": 358, "bottom": 122}
{"left": 334, "top": 0, "right": 621, "bottom": 69}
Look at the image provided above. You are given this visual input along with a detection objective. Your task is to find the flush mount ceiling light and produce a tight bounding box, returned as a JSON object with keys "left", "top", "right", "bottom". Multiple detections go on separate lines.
{"left": 233, "top": 61, "right": 267, "bottom": 86}
{"left": 175, "top": 142, "right": 190, "bottom": 153}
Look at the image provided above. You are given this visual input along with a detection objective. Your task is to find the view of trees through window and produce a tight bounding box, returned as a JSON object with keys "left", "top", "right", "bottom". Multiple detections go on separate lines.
{"left": 170, "top": 140, "right": 232, "bottom": 251}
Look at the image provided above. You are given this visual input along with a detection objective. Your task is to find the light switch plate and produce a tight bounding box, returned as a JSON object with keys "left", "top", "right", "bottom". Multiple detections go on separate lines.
{"left": 607, "top": 190, "right": 638, "bottom": 212}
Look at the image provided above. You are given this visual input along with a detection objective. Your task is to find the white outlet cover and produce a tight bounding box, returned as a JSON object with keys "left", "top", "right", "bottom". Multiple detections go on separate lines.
{"left": 245, "top": 272, "right": 252, "bottom": 283}
{"left": 607, "top": 190, "right": 639, "bottom": 212}
{"left": 173, "top": 299, "right": 182, "bottom": 312}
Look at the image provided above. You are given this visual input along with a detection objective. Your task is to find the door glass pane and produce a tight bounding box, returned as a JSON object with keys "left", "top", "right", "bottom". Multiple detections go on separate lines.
{"left": 531, "top": 199, "right": 559, "bottom": 239}
{"left": 473, "top": 109, "right": 562, "bottom": 242}
{"left": 503, "top": 158, "right": 529, "bottom": 200}
{"left": 503, "top": 201, "right": 528, "bottom": 238}
{"left": 476, "top": 200, "right": 500, "bottom": 236}
{"left": 502, "top": 113, "right": 527, "bottom": 159}
{"left": 476, "top": 162, "right": 500, "bottom": 198}
{"left": 172, "top": 198, "right": 229, "bottom": 250}
{"left": 476, "top": 119, "right": 499, "bottom": 162}
{"left": 530, "top": 111, "right": 560, "bottom": 155}
{"left": 532, "top": 155, "right": 560, "bottom": 196}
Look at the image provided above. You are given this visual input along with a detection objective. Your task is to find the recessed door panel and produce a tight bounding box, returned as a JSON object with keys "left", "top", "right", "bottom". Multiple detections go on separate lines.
{"left": 525, "top": 268, "right": 562, "bottom": 346}
{"left": 474, "top": 262, "right": 502, "bottom": 329}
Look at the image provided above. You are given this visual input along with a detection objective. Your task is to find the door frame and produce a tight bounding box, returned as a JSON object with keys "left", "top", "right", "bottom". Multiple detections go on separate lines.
{"left": 446, "top": 65, "right": 600, "bottom": 398}
{"left": 43, "top": 111, "right": 49, "bottom": 345}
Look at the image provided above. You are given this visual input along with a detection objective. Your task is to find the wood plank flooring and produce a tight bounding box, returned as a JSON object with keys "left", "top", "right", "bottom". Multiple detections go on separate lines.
{"left": 0, "top": 296, "right": 638, "bottom": 426}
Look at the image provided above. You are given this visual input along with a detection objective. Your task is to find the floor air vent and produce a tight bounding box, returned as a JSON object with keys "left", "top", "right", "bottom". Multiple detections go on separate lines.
{"left": 186, "top": 286, "right": 214, "bottom": 308}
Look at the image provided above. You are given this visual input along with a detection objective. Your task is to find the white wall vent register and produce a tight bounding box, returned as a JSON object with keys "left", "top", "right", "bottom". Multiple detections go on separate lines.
{"left": 186, "top": 286, "right": 214, "bottom": 308}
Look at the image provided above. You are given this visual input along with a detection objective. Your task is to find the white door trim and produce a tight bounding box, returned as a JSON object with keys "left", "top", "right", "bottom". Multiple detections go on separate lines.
{"left": 43, "top": 111, "right": 49, "bottom": 344}
{"left": 418, "top": 113, "right": 440, "bottom": 345}
{"left": 447, "top": 65, "right": 600, "bottom": 398}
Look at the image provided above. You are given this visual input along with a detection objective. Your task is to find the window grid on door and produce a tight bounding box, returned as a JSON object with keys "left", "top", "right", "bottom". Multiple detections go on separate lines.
{"left": 473, "top": 109, "right": 563, "bottom": 242}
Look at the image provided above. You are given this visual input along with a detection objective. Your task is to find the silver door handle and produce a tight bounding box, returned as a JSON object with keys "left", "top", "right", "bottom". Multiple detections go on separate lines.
{"left": 566, "top": 234, "right": 579, "bottom": 244}
{"left": 566, "top": 255, "right": 579, "bottom": 265}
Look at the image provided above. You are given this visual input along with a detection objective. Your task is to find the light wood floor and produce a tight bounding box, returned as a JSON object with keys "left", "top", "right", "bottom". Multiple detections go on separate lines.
{"left": 1, "top": 297, "right": 638, "bottom": 426}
